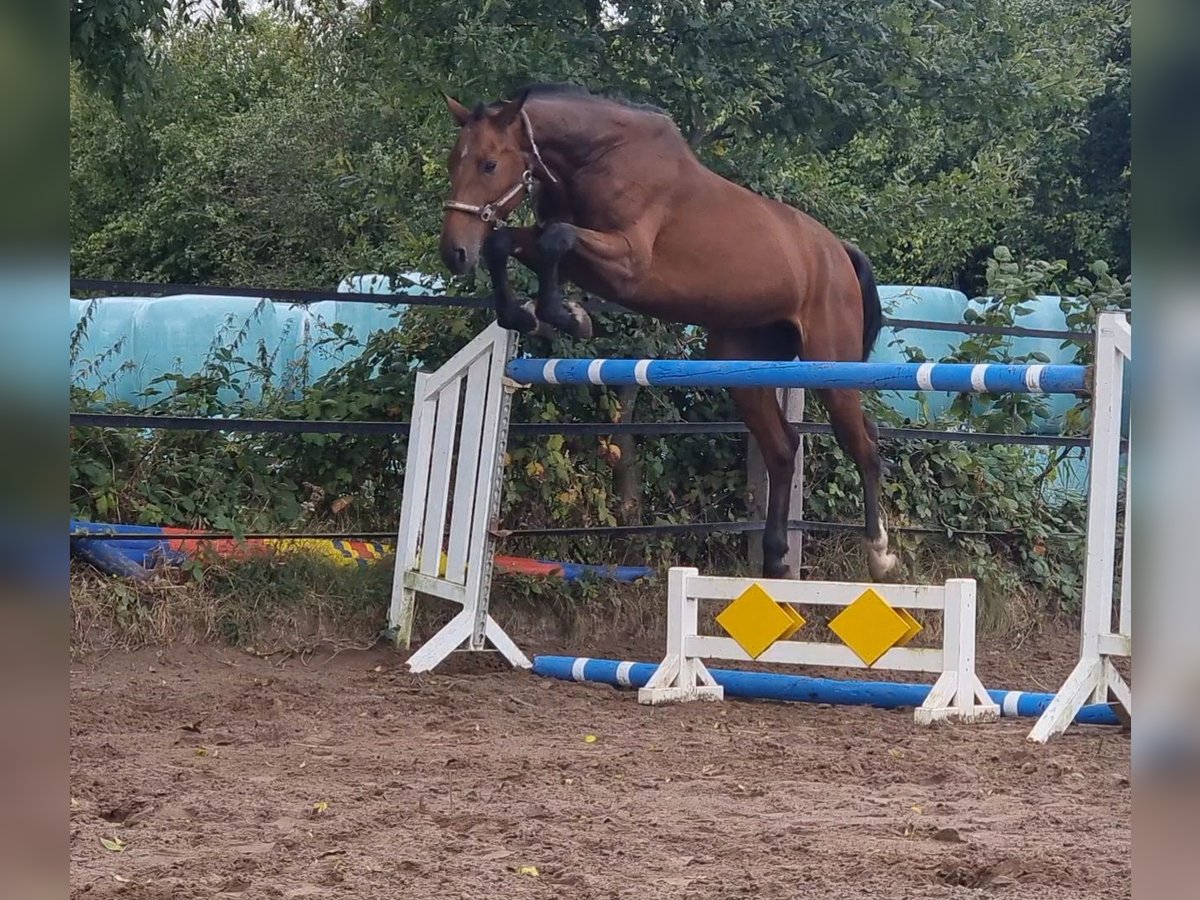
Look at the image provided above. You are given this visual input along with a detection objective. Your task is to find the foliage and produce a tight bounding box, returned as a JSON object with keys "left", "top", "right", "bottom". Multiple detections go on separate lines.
{"left": 70, "top": 2, "right": 1130, "bottom": 289}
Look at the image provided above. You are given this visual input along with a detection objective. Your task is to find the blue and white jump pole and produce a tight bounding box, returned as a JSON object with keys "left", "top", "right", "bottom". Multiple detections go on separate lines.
{"left": 533, "top": 655, "right": 1122, "bottom": 727}
{"left": 506, "top": 358, "right": 1090, "bottom": 394}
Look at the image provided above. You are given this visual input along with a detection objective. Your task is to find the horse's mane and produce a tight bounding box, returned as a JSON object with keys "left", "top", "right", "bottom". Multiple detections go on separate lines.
{"left": 472, "top": 82, "right": 669, "bottom": 120}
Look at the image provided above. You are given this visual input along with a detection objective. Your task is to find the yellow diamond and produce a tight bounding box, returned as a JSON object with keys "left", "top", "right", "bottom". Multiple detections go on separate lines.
{"left": 779, "top": 602, "right": 807, "bottom": 641}
{"left": 715, "top": 583, "right": 805, "bottom": 659}
{"left": 827, "top": 588, "right": 911, "bottom": 667}
{"left": 893, "top": 608, "right": 923, "bottom": 647}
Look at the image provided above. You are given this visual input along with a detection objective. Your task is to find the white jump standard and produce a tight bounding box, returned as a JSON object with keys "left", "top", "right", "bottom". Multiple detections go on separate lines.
{"left": 1026, "top": 311, "right": 1131, "bottom": 742}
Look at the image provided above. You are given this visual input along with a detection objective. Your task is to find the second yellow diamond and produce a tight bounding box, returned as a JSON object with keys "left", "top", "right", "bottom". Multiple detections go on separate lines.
{"left": 827, "top": 587, "right": 922, "bottom": 667}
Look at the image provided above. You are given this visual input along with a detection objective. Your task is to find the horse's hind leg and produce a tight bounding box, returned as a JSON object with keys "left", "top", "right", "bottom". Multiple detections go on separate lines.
{"left": 816, "top": 388, "right": 898, "bottom": 580}
{"left": 709, "top": 328, "right": 801, "bottom": 579}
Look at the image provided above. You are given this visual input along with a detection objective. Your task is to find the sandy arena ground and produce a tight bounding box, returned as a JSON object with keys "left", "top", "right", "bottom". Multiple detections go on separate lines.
{"left": 70, "top": 632, "right": 1129, "bottom": 899}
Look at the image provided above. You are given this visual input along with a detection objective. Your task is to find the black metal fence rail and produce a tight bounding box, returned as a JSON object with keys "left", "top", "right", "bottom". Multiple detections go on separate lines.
{"left": 69, "top": 276, "right": 1103, "bottom": 551}
{"left": 69, "top": 519, "right": 1084, "bottom": 544}
{"left": 70, "top": 277, "right": 1097, "bottom": 342}
{"left": 69, "top": 411, "right": 1098, "bottom": 449}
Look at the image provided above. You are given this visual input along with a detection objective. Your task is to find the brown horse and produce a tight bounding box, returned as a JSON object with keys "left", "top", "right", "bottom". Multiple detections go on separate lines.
{"left": 438, "top": 83, "right": 897, "bottom": 582}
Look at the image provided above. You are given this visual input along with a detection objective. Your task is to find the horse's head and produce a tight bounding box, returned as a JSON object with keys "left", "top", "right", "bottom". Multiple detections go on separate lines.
{"left": 439, "top": 91, "right": 535, "bottom": 274}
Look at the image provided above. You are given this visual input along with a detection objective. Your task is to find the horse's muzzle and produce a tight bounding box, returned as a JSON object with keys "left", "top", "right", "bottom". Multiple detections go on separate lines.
{"left": 440, "top": 242, "right": 478, "bottom": 275}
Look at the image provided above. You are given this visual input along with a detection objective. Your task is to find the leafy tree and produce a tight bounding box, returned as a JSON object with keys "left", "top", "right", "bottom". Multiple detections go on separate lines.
{"left": 70, "top": 1, "right": 315, "bottom": 104}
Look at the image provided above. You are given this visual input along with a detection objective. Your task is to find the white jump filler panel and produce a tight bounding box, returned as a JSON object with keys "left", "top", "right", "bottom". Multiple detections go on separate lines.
{"left": 638, "top": 567, "right": 1000, "bottom": 725}
{"left": 387, "top": 322, "right": 530, "bottom": 673}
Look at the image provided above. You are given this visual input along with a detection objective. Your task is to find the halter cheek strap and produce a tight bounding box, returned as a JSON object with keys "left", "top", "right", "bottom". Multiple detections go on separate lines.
{"left": 442, "top": 109, "right": 558, "bottom": 227}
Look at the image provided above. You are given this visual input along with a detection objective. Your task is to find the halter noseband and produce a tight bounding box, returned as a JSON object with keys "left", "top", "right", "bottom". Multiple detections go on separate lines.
{"left": 443, "top": 169, "right": 536, "bottom": 225}
{"left": 442, "top": 109, "right": 557, "bottom": 228}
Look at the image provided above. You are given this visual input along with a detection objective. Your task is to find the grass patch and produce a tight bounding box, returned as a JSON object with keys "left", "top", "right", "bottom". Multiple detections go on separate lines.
{"left": 71, "top": 528, "right": 1055, "bottom": 658}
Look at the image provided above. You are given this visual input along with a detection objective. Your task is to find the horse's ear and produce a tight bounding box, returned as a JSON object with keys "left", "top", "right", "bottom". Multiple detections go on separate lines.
{"left": 492, "top": 88, "right": 531, "bottom": 129}
{"left": 443, "top": 92, "right": 471, "bottom": 127}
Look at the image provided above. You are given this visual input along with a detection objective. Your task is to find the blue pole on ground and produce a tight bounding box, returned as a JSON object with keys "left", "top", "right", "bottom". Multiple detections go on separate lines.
{"left": 531, "top": 655, "right": 1122, "bottom": 727}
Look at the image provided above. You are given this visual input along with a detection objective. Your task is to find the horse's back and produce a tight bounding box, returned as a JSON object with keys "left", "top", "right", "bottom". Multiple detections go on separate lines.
{"left": 642, "top": 159, "right": 860, "bottom": 313}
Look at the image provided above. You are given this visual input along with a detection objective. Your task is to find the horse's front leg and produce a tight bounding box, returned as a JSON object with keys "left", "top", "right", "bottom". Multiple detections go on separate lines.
{"left": 482, "top": 226, "right": 543, "bottom": 334}
{"left": 523, "top": 222, "right": 602, "bottom": 340}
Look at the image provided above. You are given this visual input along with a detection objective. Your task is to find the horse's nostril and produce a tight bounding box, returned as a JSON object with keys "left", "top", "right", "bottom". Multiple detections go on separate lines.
{"left": 453, "top": 247, "right": 467, "bottom": 267}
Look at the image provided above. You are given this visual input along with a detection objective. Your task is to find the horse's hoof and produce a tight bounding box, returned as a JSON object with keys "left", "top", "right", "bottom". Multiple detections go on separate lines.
{"left": 864, "top": 529, "right": 899, "bottom": 581}
{"left": 763, "top": 562, "right": 791, "bottom": 580}
{"left": 498, "top": 303, "right": 541, "bottom": 335}
{"left": 539, "top": 301, "right": 594, "bottom": 339}
{"left": 867, "top": 551, "right": 899, "bottom": 581}
{"left": 523, "top": 302, "right": 558, "bottom": 338}
{"left": 564, "top": 302, "right": 594, "bottom": 339}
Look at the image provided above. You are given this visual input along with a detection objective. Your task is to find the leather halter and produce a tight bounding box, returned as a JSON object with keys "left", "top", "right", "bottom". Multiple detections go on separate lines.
{"left": 442, "top": 109, "right": 557, "bottom": 227}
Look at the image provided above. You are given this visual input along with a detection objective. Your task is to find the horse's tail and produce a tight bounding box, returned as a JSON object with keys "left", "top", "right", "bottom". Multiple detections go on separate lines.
{"left": 841, "top": 241, "right": 883, "bottom": 361}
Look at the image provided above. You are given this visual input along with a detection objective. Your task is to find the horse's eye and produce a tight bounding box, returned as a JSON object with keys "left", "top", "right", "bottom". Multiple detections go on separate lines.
{"left": 481, "top": 159, "right": 498, "bottom": 174}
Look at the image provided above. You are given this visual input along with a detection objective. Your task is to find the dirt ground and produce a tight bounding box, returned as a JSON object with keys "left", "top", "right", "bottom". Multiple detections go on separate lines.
{"left": 70, "top": 629, "right": 1129, "bottom": 900}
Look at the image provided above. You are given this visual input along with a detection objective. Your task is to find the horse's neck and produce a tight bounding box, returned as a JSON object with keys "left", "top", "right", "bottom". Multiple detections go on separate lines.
{"left": 528, "top": 100, "right": 635, "bottom": 174}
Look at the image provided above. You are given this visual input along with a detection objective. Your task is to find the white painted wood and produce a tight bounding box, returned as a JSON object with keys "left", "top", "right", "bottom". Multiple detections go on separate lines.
{"left": 684, "top": 575, "right": 949, "bottom": 610}
{"left": 407, "top": 394, "right": 439, "bottom": 568}
{"left": 484, "top": 615, "right": 533, "bottom": 669}
{"left": 465, "top": 326, "right": 519, "bottom": 648}
{"left": 1119, "top": 442, "right": 1131, "bottom": 639}
{"left": 403, "top": 571, "right": 467, "bottom": 604}
{"left": 638, "top": 569, "right": 724, "bottom": 704}
{"left": 973, "top": 676, "right": 993, "bottom": 706}
{"left": 1098, "top": 633, "right": 1131, "bottom": 657}
{"left": 683, "top": 634, "right": 946, "bottom": 672}
{"left": 1029, "top": 311, "right": 1133, "bottom": 741}
{"left": 946, "top": 579, "right": 977, "bottom": 712}
{"left": 422, "top": 321, "right": 513, "bottom": 394}
{"left": 444, "top": 355, "right": 491, "bottom": 584}
{"left": 915, "top": 700, "right": 1000, "bottom": 725}
{"left": 913, "top": 671, "right": 998, "bottom": 724}
{"left": 419, "top": 377, "right": 462, "bottom": 577}
{"left": 1111, "top": 314, "right": 1132, "bottom": 359}
{"left": 389, "top": 324, "right": 528, "bottom": 673}
{"left": 405, "top": 609, "right": 473, "bottom": 673}
{"left": 919, "top": 671, "right": 958, "bottom": 713}
{"left": 668, "top": 567, "right": 697, "bottom": 658}
{"left": 914, "top": 579, "right": 998, "bottom": 722}
{"left": 638, "top": 656, "right": 723, "bottom": 704}
{"left": 398, "top": 373, "right": 433, "bottom": 574}
{"left": 643, "top": 567, "right": 997, "bottom": 722}
{"left": 1083, "top": 315, "right": 1122, "bottom": 698}
{"left": 389, "top": 372, "right": 434, "bottom": 647}
{"left": 1027, "top": 657, "right": 1104, "bottom": 743}
{"left": 1104, "top": 658, "right": 1132, "bottom": 717}
{"left": 641, "top": 654, "right": 682, "bottom": 691}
